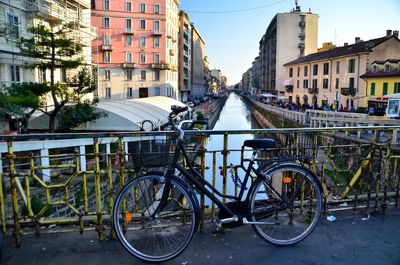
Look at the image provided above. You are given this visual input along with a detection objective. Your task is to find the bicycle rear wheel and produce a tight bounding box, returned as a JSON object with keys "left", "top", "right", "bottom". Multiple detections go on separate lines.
{"left": 249, "top": 164, "right": 323, "bottom": 245}
{"left": 113, "top": 174, "right": 198, "bottom": 262}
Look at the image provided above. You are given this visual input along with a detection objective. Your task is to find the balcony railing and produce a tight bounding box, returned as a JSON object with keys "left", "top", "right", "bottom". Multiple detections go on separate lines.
{"left": 341, "top": 87, "right": 356, "bottom": 96}
{"left": 308, "top": 87, "right": 319, "bottom": 94}
{"left": 122, "top": 63, "right": 136, "bottom": 69}
{"left": 298, "top": 41, "right": 305, "bottom": 48}
{"left": 152, "top": 30, "right": 163, "bottom": 36}
{"left": 123, "top": 28, "right": 135, "bottom": 34}
{"left": 299, "top": 21, "right": 306, "bottom": 27}
{"left": 151, "top": 63, "right": 170, "bottom": 70}
{"left": 1, "top": 126, "right": 400, "bottom": 246}
{"left": 101, "top": 45, "right": 113, "bottom": 51}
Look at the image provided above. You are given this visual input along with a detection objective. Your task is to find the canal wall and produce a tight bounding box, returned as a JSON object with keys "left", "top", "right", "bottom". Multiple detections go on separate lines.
{"left": 205, "top": 93, "right": 228, "bottom": 129}
{"left": 242, "top": 95, "right": 301, "bottom": 128}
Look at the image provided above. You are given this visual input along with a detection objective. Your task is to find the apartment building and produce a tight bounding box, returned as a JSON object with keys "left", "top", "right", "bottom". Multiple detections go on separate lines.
{"left": 361, "top": 59, "right": 400, "bottom": 106}
{"left": 0, "top": 0, "right": 92, "bottom": 89}
{"left": 92, "top": 0, "right": 180, "bottom": 100}
{"left": 178, "top": 11, "right": 191, "bottom": 102}
{"left": 257, "top": 3, "right": 318, "bottom": 96}
{"left": 191, "top": 24, "right": 206, "bottom": 99}
{"left": 283, "top": 31, "right": 400, "bottom": 109}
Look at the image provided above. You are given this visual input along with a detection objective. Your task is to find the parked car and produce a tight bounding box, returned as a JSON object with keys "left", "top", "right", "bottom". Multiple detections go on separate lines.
{"left": 187, "top": 102, "right": 194, "bottom": 108}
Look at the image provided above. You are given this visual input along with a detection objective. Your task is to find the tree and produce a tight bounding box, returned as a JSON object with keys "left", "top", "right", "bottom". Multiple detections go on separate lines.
{"left": 0, "top": 82, "right": 50, "bottom": 132}
{"left": 18, "top": 24, "right": 91, "bottom": 132}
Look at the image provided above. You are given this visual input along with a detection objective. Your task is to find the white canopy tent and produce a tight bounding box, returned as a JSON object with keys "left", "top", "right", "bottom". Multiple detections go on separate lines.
{"left": 385, "top": 93, "right": 400, "bottom": 99}
{"left": 29, "top": 96, "right": 188, "bottom": 131}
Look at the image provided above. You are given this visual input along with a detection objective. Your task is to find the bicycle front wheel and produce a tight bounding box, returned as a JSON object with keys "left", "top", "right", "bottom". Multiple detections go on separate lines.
{"left": 113, "top": 175, "right": 198, "bottom": 262}
{"left": 249, "top": 164, "right": 323, "bottom": 245}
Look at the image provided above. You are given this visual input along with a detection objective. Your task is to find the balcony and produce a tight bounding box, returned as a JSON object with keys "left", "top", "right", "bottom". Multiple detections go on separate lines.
{"left": 299, "top": 32, "right": 305, "bottom": 39}
{"left": 101, "top": 45, "right": 113, "bottom": 51}
{"left": 152, "top": 30, "right": 163, "bottom": 36}
{"left": 341, "top": 87, "right": 356, "bottom": 96}
{"left": 285, "top": 85, "right": 294, "bottom": 93}
{"left": 123, "top": 28, "right": 135, "bottom": 35}
{"left": 298, "top": 41, "right": 305, "bottom": 48}
{"left": 122, "top": 63, "right": 136, "bottom": 69}
{"left": 299, "top": 21, "right": 306, "bottom": 27}
{"left": 308, "top": 87, "right": 319, "bottom": 94}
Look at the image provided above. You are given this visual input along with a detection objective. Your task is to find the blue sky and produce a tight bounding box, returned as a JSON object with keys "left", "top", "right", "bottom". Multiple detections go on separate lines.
{"left": 179, "top": 0, "right": 400, "bottom": 85}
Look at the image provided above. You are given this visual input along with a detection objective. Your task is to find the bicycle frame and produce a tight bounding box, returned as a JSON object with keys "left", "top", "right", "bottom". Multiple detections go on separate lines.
{"left": 165, "top": 136, "right": 260, "bottom": 218}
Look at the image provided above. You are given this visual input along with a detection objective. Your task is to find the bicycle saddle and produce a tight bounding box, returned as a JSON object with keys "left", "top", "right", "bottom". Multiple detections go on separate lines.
{"left": 243, "top": 139, "right": 275, "bottom": 149}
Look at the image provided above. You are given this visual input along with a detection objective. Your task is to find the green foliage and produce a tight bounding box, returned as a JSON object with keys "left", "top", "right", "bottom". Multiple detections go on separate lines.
{"left": 196, "top": 111, "right": 204, "bottom": 120}
{"left": 57, "top": 103, "right": 106, "bottom": 131}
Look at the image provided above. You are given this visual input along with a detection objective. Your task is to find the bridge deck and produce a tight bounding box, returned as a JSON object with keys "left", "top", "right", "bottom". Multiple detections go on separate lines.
{"left": 2, "top": 210, "right": 400, "bottom": 265}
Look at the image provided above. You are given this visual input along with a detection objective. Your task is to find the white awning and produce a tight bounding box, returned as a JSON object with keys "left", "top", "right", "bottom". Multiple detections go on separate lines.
{"left": 283, "top": 78, "right": 294, "bottom": 87}
{"left": 385, "top": 93, "right": 400, "bottom": 99}
{"left": 29, "top": 96, "right": 188, "bottom": 131}
{"left": 259, "top": 93, "right": 277, "bottom": 98}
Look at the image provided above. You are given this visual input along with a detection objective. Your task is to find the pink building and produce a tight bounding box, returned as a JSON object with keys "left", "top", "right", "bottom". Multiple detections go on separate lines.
{"left": 92, "top": 0, "right": 180, "bottom": 100}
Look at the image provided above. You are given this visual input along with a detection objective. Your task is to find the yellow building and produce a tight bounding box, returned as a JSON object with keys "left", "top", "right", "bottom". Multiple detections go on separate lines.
{"left": 361, "top": 59, "right": 400, "bottom": 106}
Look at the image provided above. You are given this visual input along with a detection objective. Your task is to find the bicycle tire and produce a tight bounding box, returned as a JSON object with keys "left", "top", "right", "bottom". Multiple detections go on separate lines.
{"left": 248, "top": 163, "right": 323, "bottom": 245}
{"left": 113, "top": 174, "right": 198, "bottom": 262}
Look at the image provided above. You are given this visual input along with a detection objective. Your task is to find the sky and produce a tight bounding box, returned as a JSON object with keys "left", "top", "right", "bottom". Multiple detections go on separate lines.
{"left": 179, "top": 0, "right": 400, "bottom": 86}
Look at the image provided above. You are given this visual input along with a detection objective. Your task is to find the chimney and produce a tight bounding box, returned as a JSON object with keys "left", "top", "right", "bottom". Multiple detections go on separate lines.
{"left": 386, "top": 29, "right": 392, "bottom": 36}
{"left": 355, "top": 37, "right": 361, "bottom": 43}
{"left": 394, "top": 30, "right": 399, "bottom": 38}
{"left": 344, "top": 42, "right": 348, "bottom": 46}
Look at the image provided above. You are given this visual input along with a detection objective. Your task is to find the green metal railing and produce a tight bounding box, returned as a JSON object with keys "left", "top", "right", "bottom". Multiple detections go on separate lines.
{"left": 1, "top": 126, "right": 399, "bottom": 246}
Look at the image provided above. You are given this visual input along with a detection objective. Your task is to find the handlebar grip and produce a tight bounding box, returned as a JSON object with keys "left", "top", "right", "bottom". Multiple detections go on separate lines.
{"left": 170, "top": 105, "right": 189, "bottom": 116}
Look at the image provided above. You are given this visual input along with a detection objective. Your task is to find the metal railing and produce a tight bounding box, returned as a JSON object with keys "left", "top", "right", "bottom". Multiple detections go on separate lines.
{"left": 1, "top": 126, "right": 400, "bottom": 246}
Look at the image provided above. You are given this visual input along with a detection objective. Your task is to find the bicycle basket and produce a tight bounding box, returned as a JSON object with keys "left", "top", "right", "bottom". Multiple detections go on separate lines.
{"left": 129, "top": 138, "right": 171, "bottom": 169}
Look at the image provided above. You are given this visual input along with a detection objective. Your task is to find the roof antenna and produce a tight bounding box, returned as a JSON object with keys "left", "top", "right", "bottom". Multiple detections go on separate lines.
{"left": 295, "top": 0, "right": 301, "bottom": 12}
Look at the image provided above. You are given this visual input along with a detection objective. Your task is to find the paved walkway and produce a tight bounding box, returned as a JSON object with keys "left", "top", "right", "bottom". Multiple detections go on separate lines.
{"left": 2, "top": 210, "right": 400, "bottom": 265}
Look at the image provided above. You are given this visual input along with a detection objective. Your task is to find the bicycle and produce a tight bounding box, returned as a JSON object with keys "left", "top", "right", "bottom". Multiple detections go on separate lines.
{"left": 113, "top": 106, "right": 323, "bottom": 262}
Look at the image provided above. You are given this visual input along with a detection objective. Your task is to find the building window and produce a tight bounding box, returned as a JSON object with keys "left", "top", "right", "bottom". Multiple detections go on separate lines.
{"left": 394, "top": 82, "right": 400, "bottom": 93}
{"left": 303, "top": 79, "right": 308, "bottom": 88}
{"left": 153, "top": 20, "right": 160, "bottom": 33}
{"left": 140, "top": 70, "right": 146, "bottom": 80}
{"left": 313, "top": 64, "right": 318, "bottom": 76}
{"left": 126, "top": 52, "right": 132, "bottom": 63}
{"left": 385, "top": 64, "right": 391, "bottom": 72}
{"left": 372, "top": 64, "right": 378, "bottom": 72}
{"left": 335, "top": 78, "right": 339, "bottom": 89}
{"left": 312, "top": 79, "right": 318, "bottom": 88}
{"left": 103, "top": 0, "right": 109, "bottom": 10}
{"left": 103, "top": 35, "right": 110, "bottom": 45}
{"left": 371, "top": 83, "right": 375, "bottom": 96}
{"left": 125, "top": 18, "right": 132, "bottom": 32}
{"left": 154, "top": 37, "right": 160, "bottom": 47}
{"left": 349, "top": 77, "right": 355, "bottom": 88}
{"left": 126, "top": 70, "right": 132, "bottom": 80}
{"left": 104, "top": 69, "right": 111, "bottom": 80}
{"left": 154, "top": 4, "right": 160, "bottom": 14}
{"left": 323, "top": 79, "right": 329, "bottom": 89}
{"left": 154, "top": 87, "right": 161, "bottom": 96}
{"left": 140, "top": 19, "right": 146, "bottom": 30}
{"left": 383, "top": 82, "right": 388, "bottom": 95}
{"left": 104, "top": 52, "right": 111, "bottom": 63}
{"left": 10, "top": 65, "right": 20, "bottom": 83}
{"left": 127, "top": 87, "right": 133, "bottom": 98}
{"left": 103, "top": 17, "right": 110, "bottom": 28}
{"left": 304, "top": 66, "right": 308, "bottom": 77}
{"left": 7, "top": 14, "right": 19, "bottom": 40}
{"left": 348, "top": 59, "right": 356, "bottom": 73}
{"left": 154, "top": 70, "right": 160, "bottom": 81}
{"left": 336, "top": 61, "right": 340, "bottom": 74}
{"left": 125, "top": 35, "right": 132, "bottom": 46}
{"left": 289, "top": 68, "right": 293, "bottom": 78}
{"left": 125, "top": 2, "right": 132, "bottom": 12}
{"left": 297, "top": 67, "right": 300, "bottom": 77}
{"left": 154, "top": 53, "right": 160, "bottom": 64}
{"left": 297, "top": 80, "right": 299, "bottom": 89}
{"left": 105, "top": 87, "right": 111, "bottom": 98}
{"left": 140, "top": 52, "right": 146, "bottom": 64}
{"left": 38, "top": 69, "right": 46, "bottom": 83}
{"left": 140, "top": 3, "right": 146, "bottom": 13}
{"left": 323, "top": 63, "right": 329, "bottom": 75}
{"left": 140, "top": 36, "right": 146, "bottom": 47}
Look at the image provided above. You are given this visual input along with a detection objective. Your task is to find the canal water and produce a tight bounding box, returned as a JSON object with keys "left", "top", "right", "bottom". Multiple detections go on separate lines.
{"left": 204, "top": 92, "right": 260, "bottom": 202}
